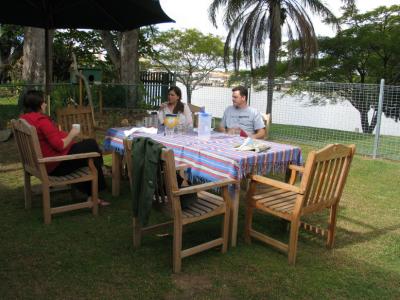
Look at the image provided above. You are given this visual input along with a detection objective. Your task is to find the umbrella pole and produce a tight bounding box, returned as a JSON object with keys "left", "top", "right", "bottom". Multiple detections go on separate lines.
{"left": 45, "top": 28, "right": 50, "bottom": 113}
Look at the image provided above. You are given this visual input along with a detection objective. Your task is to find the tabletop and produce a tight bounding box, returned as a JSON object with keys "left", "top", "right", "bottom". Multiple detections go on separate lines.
{"left": 104, "top": 127, "right": 302, "bottom": 183}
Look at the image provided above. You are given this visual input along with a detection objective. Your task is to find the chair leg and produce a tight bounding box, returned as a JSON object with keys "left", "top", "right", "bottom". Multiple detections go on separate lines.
{"left": 133, "top": 217, "right": 142, "bottom": 249}
{"left": 288, "top": 219, "right": 300, "bottom": 265}
{"left": 221, "top": 208, "right": 230, "bottom": 253}
{"left": 244, "top": 206, "right": 254, "bottom": 244}
{"left": 327, "top": 204, "right": 338, "bottom": 249}
{"left": 23, "top": 172, "right": 32, "bottom": 209}
{"left": 173, "top": 220, "right": 183, "bottom": 273}
{"left": 42, "top": 185, "right": 51, "bottom": 224}
{"left": 91, "top": 178, "right": 98, "bottom": 216}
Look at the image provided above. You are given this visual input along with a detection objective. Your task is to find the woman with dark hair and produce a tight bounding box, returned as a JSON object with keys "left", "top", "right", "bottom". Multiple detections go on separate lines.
{"left": 158, "top": 86, "right": 193, "bottom": 126}
{"left": 20, "top": 90, "right": 109, "bottom": 205}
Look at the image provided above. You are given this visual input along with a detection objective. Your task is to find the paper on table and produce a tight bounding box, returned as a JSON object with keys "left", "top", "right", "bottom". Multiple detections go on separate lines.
{"left": 123, "top": 127, "right": 158, "bottom": 136}
{"left": 235, "top": 138, "right": 270, "bottom": 152}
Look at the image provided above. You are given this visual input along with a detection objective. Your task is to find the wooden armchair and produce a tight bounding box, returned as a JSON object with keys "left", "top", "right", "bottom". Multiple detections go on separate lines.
{"left": 123, "top": 139, "right": 188, "bottom": 187}
{"left": 56, "top": 105, "right": 105, "bottom": 140}
{"left": 262, "top": 113, "right": 271, "bottom": 139}
{"left": 245, "top": 144, "right": 356, "bottom": 264}
{"left": 11, "top": 119, "right": 100, "bottom": 224}
{"left": 130, "top": 145, "right": 235, "bottom": 273}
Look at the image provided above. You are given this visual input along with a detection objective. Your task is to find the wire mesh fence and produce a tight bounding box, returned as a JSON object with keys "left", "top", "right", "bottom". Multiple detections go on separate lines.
{"left": 1, "top": 80, "right": 399, "bottom": 160}
{"left": 185, "top": 81, "right": 400, "bottom": 161}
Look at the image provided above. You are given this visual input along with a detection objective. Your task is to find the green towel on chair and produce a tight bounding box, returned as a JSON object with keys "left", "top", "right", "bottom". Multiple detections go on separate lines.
{"left": 131, "top": 137, "right": 164, "bottom": 226}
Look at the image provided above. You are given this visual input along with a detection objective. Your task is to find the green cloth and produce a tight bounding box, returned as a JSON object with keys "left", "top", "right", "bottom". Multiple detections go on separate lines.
{"left": 131, "top": 137, "right": 164, "bottom": 226}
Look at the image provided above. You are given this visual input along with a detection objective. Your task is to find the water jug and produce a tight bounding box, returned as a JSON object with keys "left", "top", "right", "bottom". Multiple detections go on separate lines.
{"left": 197, "top": 112, "right": 212, "bottom": 140}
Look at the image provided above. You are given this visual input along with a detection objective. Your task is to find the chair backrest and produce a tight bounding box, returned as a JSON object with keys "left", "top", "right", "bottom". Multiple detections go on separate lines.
{"left": 262, "top": 113, "right": 271, "bottom": 139}
{"left": 11, "top": 119, "right": 46, "bottom": 179}
{"left": 187, "top": 103, "right": 204, "bottom": 128}
{"left": 124, "top": 138, "right": 181, "bottom": 216}
{"left": 56, "top": 105, "right": 95, "bottom": 139}
{"left": 160, "top": 148, "right": 182, "bottom": 214}
{"left": 299, "top": 144, "right": 356, "bottom": 214}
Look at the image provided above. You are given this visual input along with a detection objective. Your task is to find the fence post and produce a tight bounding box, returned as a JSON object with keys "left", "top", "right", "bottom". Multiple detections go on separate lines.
{"left": 373, "top": 79, "right": 385, "bottom": 159}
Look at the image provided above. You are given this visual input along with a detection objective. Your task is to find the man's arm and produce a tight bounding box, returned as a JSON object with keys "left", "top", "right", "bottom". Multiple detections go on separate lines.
{"left": 251, "top": 111, "right": 266, "bottom": 139}
{"left": 251, "top": 127, "right": 266, "bottom": 140}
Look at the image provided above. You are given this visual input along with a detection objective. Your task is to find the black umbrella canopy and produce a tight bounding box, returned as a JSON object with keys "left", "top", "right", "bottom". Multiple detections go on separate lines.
{"left": 0, "top": 0, "right": 173, "bottom": 98}
{"left": 0, "top": 0, "right": 174, "bottom": 30}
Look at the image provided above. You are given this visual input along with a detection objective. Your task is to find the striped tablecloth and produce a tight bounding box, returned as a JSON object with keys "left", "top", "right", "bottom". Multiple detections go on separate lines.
{"left": 104, "top": 128, "right": 302, "bottom": 182}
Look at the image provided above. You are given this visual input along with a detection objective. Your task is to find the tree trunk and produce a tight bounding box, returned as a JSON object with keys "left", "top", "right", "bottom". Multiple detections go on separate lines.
{"left": 359, "top": 109, "right": 377, "bottom": 134}
{"left": 0, "top": 43, "right": 23, "bottom": 83}
{"left": 266, "top": 3, "right": 282, "bottom": 115}
{"left": 22, "top": 27, "right": 45, "bottom": 84}
{"left": 0, "top": 63, "right": 9, "bottom": 83}
{"left": 100, "top": 29, "right": 140, "bottom": 107}
{"left": 186, "top": 85, "right": 192, "bottom": 103}
{"left": 120, "top": 29, "right": 139, "bottom": 107}
{"left": 99, "top": 30, "right": 121, "bottom": 81}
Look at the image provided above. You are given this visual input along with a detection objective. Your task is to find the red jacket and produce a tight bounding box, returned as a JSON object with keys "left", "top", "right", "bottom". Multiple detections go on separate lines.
{"left": 20, "top": 112, "right": 74, "bottom": 173}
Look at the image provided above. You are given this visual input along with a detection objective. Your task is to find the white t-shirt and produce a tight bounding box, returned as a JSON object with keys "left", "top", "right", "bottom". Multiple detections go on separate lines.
{"left": 158, "top": 103, "right": 193, "bottom": 126}
{"left": 220, "top": 105, "right": 265, "bottom": 133}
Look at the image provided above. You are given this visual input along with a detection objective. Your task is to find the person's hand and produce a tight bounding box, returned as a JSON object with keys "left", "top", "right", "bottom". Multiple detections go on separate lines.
{"left": 159, "top": 102, "right": 167, "bottom": 110}
{"left": 69, "top": 127, "right": 80, "bottom": 138}
{"left": 227, "top": 127, "right": 241, "bottom": 135}
{"left": 62, "top": 127, "right": 80, "bottom": 148}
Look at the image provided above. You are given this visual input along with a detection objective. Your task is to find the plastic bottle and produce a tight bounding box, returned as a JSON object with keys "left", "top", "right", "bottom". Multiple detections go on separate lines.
{"left": 197, "top": 112, "right": 212, "bottom": 140}
{"left": 150, "top": 111, "right": 158, "bottom": 128}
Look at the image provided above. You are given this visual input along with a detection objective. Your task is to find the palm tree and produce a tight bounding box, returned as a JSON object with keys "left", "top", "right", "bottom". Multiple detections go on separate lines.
{"left": 209, "top": 0, "right": 354, "bottom": 114}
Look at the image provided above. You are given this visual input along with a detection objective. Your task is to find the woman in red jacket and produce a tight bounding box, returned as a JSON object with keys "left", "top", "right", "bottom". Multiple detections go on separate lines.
{"left": 20, "top": 90, "right": 109, "bottom": 205}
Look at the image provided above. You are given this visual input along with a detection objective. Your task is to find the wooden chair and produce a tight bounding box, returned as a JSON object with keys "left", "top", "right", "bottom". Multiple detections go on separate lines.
{"left": 128, "top": 143, "right": 235, "bottom": 273}
{"left": 262, "top": 113, "right": 271, "bottom": 139}
{"left": 57, "top": 105, "right": 112, "bottom": 160}
{"left": 123, "top": 139, "right": 189, "bottom": 187}
{"left": 244, "top": 144, "right": 356, "bottom": 264}
{"left": 11, "top": 119, "right": 100, "bottom": 224}
{"left": 56, "top": 105, "right": 104, "bottom": 140}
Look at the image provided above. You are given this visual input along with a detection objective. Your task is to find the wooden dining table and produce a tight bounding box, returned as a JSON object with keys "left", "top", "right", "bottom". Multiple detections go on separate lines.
{"left": 104, "top": 128, "right": 302, "bottom": 247}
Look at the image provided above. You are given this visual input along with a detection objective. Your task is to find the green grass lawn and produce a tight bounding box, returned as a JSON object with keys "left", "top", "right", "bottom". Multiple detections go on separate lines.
{"left": 0, "top": 97, "right": 19, "bottom": 129}
{"left": 270, "top": 123, "right": 400, "bottom": 161}
{"left": 0, "top": 139, "right": 399, "bottom": 299}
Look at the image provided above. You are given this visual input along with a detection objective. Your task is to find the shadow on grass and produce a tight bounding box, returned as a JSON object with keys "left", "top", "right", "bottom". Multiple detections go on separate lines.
{"left": 333, "top": 215, "right": 400, "bottom": 249}
{"left": 246, "top": 205, "right": 400, "bottom": 258}
{"left": 0, "top": 178, "right": 399, "bottom": 298}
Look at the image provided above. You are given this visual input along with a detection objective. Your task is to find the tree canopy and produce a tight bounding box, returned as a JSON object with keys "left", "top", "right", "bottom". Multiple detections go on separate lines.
{"left": 303, "top": 5, "right": 400, "bottom": 133}
{"left": 149, "top": 28, "right": 225, "bottom": 102}
{"left": 208, "top": 0, "right": 341, "bottom": 114}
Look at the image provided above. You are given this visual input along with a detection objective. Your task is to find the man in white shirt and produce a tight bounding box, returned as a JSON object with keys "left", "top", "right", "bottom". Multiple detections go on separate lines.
{"left": 219, "top": 86, "right": 266, "bottom": 139}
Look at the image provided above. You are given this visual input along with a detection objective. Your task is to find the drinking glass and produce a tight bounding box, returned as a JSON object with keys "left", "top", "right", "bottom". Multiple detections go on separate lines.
{"left": 165, "top": 126, "right": 175, "bottom": 136}
{"left": 176, "top": 124, "right": 186, "bottom": 135}
{"left": 164, "top": 114, "right": 178, "bottom": 136}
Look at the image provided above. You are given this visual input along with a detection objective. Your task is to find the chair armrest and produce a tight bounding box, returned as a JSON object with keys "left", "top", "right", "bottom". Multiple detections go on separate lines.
{"left": 175, "top": 162, "right": 190, "bottom": 171}
{"left": 288, "top": 164, "right": 304, "bottom": 173}
{"left": 173, "top": 178, "right": 237, "bottom": 196}
{"left": 38, "top": 152, "right": 100, "bottom": 163}
{"left": 249, "top": 174, "right": 304, "bottom": 194}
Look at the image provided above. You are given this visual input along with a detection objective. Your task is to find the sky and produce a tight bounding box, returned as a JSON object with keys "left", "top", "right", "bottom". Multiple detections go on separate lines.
{"left": 158, "top": 0, "right": 400, "bottom": 38}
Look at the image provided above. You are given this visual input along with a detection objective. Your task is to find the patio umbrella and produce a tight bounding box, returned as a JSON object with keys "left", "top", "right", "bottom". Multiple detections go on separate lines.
{"left": 0, "top": 0, "right": 174, "bottom": 95}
